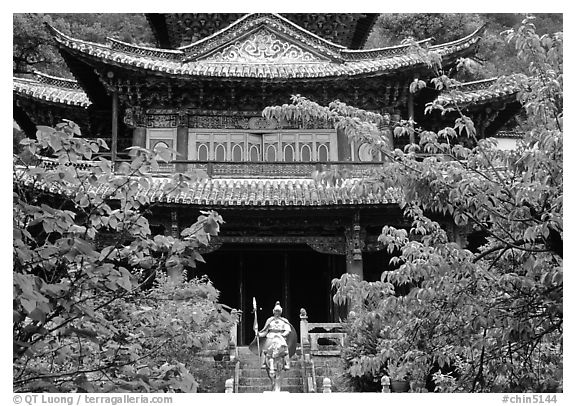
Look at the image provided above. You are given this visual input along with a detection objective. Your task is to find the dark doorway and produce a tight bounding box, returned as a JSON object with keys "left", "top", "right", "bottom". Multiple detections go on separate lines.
{"left": 193, "top": 243, "right": 343, "bottom": 345}
{"left": 244, "top": 249, "right": 284, "bottom": 337}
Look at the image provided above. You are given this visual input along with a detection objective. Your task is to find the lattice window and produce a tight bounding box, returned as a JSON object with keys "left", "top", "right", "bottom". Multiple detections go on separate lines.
{"left": 300, "top": 144, "right": 312, "bottom": 162}
{"left": 215, "top": 143, "right": 226, "bottom": 161}
{"left": 197, "top": 143, "right": 209, "bottom": 161}
{"left": 249, "top": 145, "right": 261, "bottom": 162}
{"left": 232, "top": 144, "right": 243, "bottom": 162}
{"left": 283, "top": 144, "right": 295, "bottom": 162}
{"left": 266, "top": 145, "right": 277, "bottom": 162}
{"left": 187, "top": 129, "right": 338, "bottom": 162}
{"left": 318, "top": 143, "right": 329, "bottom": 162}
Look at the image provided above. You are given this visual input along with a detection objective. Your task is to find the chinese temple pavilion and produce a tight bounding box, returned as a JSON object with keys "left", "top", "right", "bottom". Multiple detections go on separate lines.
{"left": 13, "top": 13, "right": 522, "bottom": 344}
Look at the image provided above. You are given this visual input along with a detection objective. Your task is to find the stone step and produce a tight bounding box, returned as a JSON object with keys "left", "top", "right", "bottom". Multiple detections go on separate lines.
{"left": 238, "top": 385, "right": 303, "bottom": 393}
{"left": 239, "top": 362, "right": 302, "bottom": 369}
{"left": 238, "top": 355, "right": 299, "bottom": 362}
{"left": 239, "top": 377, "right": 303, "bottom": 386}
{"left": 240, "top": 369, "right": 302, "bottom": 378}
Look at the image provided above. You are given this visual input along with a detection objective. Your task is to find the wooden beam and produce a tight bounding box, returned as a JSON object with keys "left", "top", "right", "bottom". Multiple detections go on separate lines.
{"left": 282, "top": 252, "right": 289, "bottom": 318}
{"left": 408, "top": 89, "right": 415, "bottom": 145}
{"left": 239, "top": 253, "right": 245, "bottom": 346}
{"left": 111, "top": 92, "right": 118, "bottom": 163}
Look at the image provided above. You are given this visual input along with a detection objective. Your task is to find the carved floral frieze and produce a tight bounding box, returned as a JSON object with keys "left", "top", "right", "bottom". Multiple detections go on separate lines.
{"left": 201, "top": 28, "right": 328, "bottom": 64}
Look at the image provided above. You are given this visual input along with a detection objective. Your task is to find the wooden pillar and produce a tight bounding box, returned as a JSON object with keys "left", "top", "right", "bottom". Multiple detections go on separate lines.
{"left": 336, "top": 127, "right": 352, "bottom": 161}
{"left": 239, "top": 252, "right": 245, "bottom": 346}
{"left": 132, "top": 127, "right": 146, "bottom": 156}
{"left": 111, "top": 92, "right": 118, "bottom": 163}
{"left": 175, "top": 111, "right": 188, "bottom": 173}
{"left": 345, "top": 212, "right": 364, "bottom": 280}
{"left": 328, "top": 255, "right": 334, "bottom": 322}
{"left": 170, "top": 209, "right": 179, "bottom": 238}
{"left": 132, "top": 127, "right": 146, "bottom": 148}
{"left": 407, "top": 91, "right": 415, "bottom": 145}
{"left": 346, "top": 250, "right": 363, "bottom": 278}
{"left": 176, "top": 125, "right": 188, "bottom": 173}
{"left": 282, "top": 252, "right": 289, "bottom": 317}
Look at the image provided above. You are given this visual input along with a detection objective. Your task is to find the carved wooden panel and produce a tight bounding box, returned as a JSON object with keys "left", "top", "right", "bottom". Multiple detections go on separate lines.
{"left": 200, "top": 28, "right": 329, "bottom": 64}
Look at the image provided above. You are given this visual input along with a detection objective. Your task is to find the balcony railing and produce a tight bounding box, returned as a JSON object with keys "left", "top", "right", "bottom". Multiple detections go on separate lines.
{"left": 152, "top": 160, "right": 386, "bottom": 178}
{"left": 38, "top": 157, "right": 387, "bottom": 179}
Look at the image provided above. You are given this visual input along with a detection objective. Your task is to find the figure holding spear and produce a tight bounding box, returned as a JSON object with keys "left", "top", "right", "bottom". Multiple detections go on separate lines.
{"left": 249, "top": 300, "right": 297, "bottom": 370}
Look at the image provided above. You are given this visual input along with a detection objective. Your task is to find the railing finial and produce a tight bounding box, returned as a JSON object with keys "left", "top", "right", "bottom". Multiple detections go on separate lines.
{"left": 381, "top": 375, "right": 391, "bottom": 393}
{"left": 225, "top": 378, "right": 234, "bottom": 393}
{"left": 323, "top": 377, "right": 332, "bottom": 393}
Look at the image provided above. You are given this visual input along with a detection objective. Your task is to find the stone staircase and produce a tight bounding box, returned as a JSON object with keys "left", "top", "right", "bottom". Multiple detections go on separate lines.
{"left": 236, "top": 347, "right": 304, "bottom": 393}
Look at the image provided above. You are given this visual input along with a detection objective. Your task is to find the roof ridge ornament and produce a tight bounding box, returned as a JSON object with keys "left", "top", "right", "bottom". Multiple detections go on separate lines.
{"left": 43, "top": 19, "right": 485, "bottom": 80}
{"left": 199, "top": 27, "right": 332, "bottom": 65}
{"left": 33, "top": 71, "right": 82, "bottom": 90}
{"left": 181, "top": 13, "right": 344, "bottom": 63}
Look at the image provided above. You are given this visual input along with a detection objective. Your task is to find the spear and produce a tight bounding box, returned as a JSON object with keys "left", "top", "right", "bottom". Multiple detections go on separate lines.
{"left": 252, "top": 297, "right": 260, "bottom": 357}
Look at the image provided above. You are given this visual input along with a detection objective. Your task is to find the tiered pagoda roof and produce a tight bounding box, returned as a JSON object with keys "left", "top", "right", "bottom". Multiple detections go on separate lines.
{"left": 13, "top": 71, "right": 91, "bottom": 108}
{"left": 46, "top": 13, "right": 484, "bottom": 82}
{"left": 435, "top": 77, "right": 520, "bottom": 108}
{"left": 15, "top": 166, "right": 400, "bottom": 207}
{"left": 14, "top": 71, "right": 520, "bottom": 122}
{"left": 146, "top": 13, "right": 378, "bottom": 50}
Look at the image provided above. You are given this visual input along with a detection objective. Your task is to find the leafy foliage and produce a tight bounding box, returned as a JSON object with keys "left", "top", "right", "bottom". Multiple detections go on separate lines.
{"left": 366, "top": 13, "right": 562, "bottom": 78}
{"left": 13, "top": 121, "right": 231, "bottom": 392}
{"left": 265, "top": 18, "right": 562, "bottom": 392}
{"left": 13, "top": 13, "right": 154, "bottom": 76}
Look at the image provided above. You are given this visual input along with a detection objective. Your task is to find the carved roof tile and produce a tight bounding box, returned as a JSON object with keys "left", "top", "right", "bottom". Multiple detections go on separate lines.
{"left": 16, "top": 167, "right": 400, "bottom": 207}
{"left": 13, "top": 72, "right": 91, "bottom": 108}
{"left": 47, "top": 16, "right": 484, "bottom": 81}
{"left": 435, "top": 77, "right": 520, "bottom": 107}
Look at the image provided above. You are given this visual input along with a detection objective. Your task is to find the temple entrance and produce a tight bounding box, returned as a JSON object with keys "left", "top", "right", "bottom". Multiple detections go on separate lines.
{"left": 193, "top": 243, "right": 344, "bottom": 345}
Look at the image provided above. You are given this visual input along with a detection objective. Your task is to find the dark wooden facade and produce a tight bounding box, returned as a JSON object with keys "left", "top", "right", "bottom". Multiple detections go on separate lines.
{"left": 13, "top": 14, "right": 521, "bottom": 342}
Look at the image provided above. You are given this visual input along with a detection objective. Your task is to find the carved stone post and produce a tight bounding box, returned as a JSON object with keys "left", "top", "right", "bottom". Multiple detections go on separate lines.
{"left": 300, "top": 308, "right": 310, "bottom": 357}
{"left": 225, "top": 378, "right": 234, "bottom": 393}
{"left": 381, "top": 375, "right": 391, "bottom": 393}
{"left": 229, "top": 309, "right": 239, "bottom": 362}
{"left": 322, "top": 377, "right": 332, "bottom": 393}
{"left": 176, "top": 110, "right": 189, "bottom": 173}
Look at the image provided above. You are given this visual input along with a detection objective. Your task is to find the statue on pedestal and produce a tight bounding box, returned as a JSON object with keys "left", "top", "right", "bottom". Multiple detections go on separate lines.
{"left": 249, "top": 301, "right": 297, "bottom": 391}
